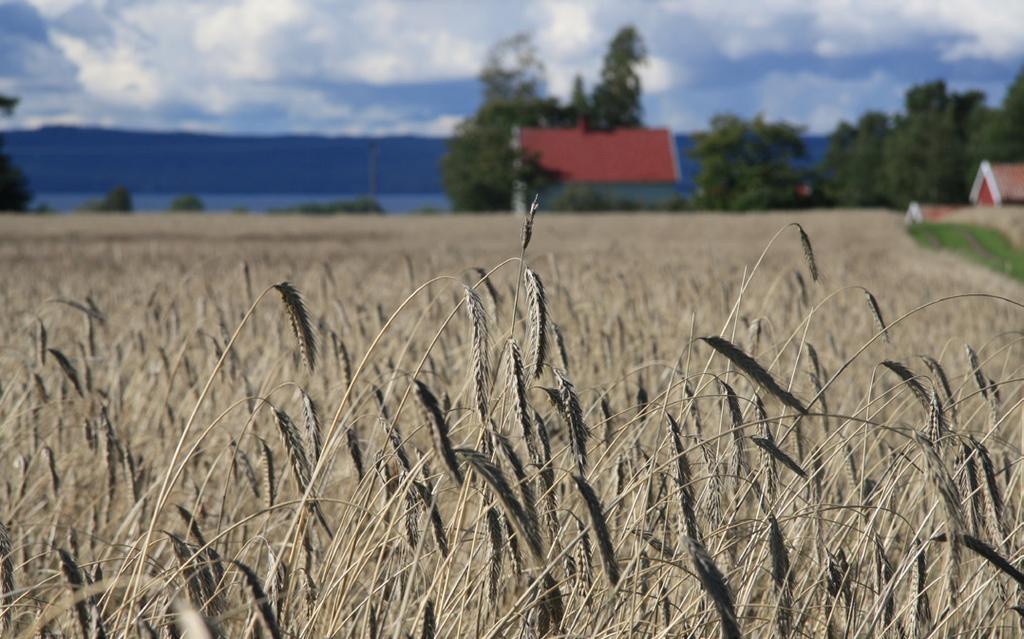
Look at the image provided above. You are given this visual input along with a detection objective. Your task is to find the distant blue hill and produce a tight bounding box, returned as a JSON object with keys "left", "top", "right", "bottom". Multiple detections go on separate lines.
{"left": 5, "top": 127, "right": 448, "bottom": 194}
{"left": 5, "top": 126, "right": 830, "bottom": 196}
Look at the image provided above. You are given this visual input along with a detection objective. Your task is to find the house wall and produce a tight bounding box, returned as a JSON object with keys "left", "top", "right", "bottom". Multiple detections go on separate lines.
{"left": 539, "top": 182, "right": 680, "bottom": 208}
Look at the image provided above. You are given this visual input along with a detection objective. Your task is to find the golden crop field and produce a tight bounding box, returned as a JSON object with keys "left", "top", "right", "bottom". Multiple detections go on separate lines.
{"left": 1, "top": 210, "right": 1023, "bottom": 637}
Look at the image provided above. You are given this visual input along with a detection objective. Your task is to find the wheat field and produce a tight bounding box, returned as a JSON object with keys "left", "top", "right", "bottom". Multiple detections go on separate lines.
{"left": 1, "top": 209, "right": 1024, "bottom": 637}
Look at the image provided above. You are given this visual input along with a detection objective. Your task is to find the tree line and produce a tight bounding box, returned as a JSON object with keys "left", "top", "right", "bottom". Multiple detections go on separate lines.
{"left": 443, "top": 28, "right": 1024, "bottom": 212}
{"left": 823, "top": 74, "right": 1024, "bottom": 208}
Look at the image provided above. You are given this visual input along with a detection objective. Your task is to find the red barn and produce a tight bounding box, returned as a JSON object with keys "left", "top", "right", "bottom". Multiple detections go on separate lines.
{"left": 514, "top": 120, "right": 679, "bottom": 210}
{"left": 970, "top": 160, "right": 1024, "bottom": 207}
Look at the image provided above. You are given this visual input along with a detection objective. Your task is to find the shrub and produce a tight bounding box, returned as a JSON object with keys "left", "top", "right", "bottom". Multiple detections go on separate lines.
{"left": 79, "top": 186, "right": 133, "bottom": 213}
{"left": 169, "top": 194, "right": 204, "bottom": 212}
{"left": 549, "top": 185, "right": 640, "bottom": 212}
{"left": 269, "top": 196, "right": 384, "bottom": 214}
{"left": 548, "top": 184, "right": 688, "bottom": 212}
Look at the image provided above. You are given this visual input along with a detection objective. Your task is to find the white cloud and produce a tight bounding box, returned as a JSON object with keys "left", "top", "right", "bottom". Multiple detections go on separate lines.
{"left": 537, "top": 2, "right": 596, "bottom": 55}
{"left": 5, "top": 0, "right": 1024, "bottom": 134}
{"left": 659, "top": 0, "right": 1024, "bottom": 61}
{"left": 50, "top": 32, "right": 163, "bottom": 106}
{"left": 337, "top": 113, "right": 463, "bottom": 137}
{"left": 756, "top": 70, "right": 905, "bottom": 132}
{"left": 534, "top": 0, "right": 602, "bottom": 97}
{"left": 338, "top": 31, "right": 483, "bottom": 85}
{"left": 17, "top": 111, "right": 90, "bottom": 128}
{"left": 417, "top": 114, "right": 463, "bottom": 137}
{"left": 22, "top": 0, "right": 80, "bottom": 19}
{"left": 315, "top": 2, "right": 494, "bottom": 84}
{"left": 927, "top": 2, "right": 1024, "bottom": 60}
{"left": 663, "top": 0, "right": 809, "bottom": 58}
{"left": 194, "top": 0, "right": 308, "bottom": 81}
{"left": 641, "top": 55, "right": 675, "bottom": 93}
{"left": 656, "top": 103, "right": 708, "bottom": 132}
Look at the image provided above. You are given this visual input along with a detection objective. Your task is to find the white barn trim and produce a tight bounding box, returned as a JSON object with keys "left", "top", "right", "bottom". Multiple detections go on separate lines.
{"left": 969, "top": 160, "right": 1002, "bottom": 206}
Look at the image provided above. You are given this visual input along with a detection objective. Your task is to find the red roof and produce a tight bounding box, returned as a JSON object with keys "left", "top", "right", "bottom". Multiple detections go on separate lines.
{"left": 990, "top": 163, "right": 1024, "bottom": 202}
{"left": 518, "top": 122, "right": 678, "bottom": 183}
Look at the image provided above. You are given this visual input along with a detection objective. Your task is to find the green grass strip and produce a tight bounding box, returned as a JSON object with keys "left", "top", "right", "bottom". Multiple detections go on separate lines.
{"left": 908, "top": 222, "right": 1024, "bottom": 281}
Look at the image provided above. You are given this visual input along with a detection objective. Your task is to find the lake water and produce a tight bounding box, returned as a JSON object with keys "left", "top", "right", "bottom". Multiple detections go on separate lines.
{"left": 31, "top": 192, "right": 451, "bottom": 214}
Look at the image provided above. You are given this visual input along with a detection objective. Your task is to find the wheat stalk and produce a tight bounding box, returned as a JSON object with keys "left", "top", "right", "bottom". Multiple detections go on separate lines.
{"left": 274, "top": 282, "right": 317, "bottom": 371}
{"left": 683, "top": 535, "right": 741, "bottom": 639}
{"left": 794, "top": 223, "right": 820, "bottom": 282}
{"left": 273, "top": 407, "right": 332, "bottom": 536}
{"left": 300, "top": 389, "right": 323, "bottom": 465}
{"left": 701, "top": 336, "right": 807, "bottom": 414}
{"left": 555, "top": 368, "right": 589, "bottom": 476}
{"left": 465, "top": 285, "right": 490, "bottom": 425}
{"left": 0, "top": 523, "right": 12, "bottom": 635}
{"left": 573, "top": 474, "right": 619, "bottom": 586}
{"left": 47, "top": 348, "right": 83, "bottom": 397}
{"left": 524, "top": 268, "right": 548, "bottom": 379}
{"left": 234, "top": 560, "right": 283, "bottom": 639}
{"left": 414, "top": 380, "right": 464, "bottom": 486}
{"left": 458, "top": 448, "right": 544, "bottom": 560}
{"left": 863, "top": 289, "right": 890, "bottom": 342}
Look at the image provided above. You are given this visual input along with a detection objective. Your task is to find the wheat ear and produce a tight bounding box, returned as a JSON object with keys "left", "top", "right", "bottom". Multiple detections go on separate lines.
{"left": 274, "top": 282, "right": 317, "bottom": 371}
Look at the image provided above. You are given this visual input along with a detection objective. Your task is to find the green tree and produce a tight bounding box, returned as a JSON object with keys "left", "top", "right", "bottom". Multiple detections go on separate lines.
{"left": 971, "top": 67, "right": 1024, "bottom": 163}
{"left": 690, "top": 114, "right": 808, "bottom": 211}
{"left": 443, "top": 99, "right": 567, "bottom": 211}
{"left": 881, "top": 81, "right": 984, "bottom": 206}
{"left": 570, "top": 74, "right": 590, "bottom": 122}
{"left": 442, "top": 34, "right": 571, "bottom": 211}
{"left": 0, "top": 95, "right": 31, "bottom": 213}
{"left": 104, "top": 186, "right": 133, "bottom": 212}
{"left": 169, "top": 193, "right": 204, "bottom": 212}
{"left": 480, "top": 33, "right": 545, "bottom": 104}
{"left": 591, "top": 26, "right": 646, "bottom": 129}
{"left": 821, "top": 111, "right": 891, "bottom": 206}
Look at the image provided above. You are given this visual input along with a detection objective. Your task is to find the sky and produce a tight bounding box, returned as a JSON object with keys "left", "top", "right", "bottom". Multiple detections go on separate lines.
{"left": 1, "top": 0, "right": 1022, "bottom": 136}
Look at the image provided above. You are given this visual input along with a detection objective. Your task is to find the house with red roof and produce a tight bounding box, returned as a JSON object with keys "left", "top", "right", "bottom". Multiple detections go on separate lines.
{"left": 514, "top": 120, "right": 679, "bottom": 210}
{"left": 970, "top": 160, "right": 1024, "bottom": 207}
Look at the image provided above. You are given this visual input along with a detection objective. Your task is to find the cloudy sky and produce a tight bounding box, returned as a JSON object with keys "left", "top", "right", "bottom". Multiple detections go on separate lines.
{"left": 1, "top": 0, "right": 1022, "bottom": 136}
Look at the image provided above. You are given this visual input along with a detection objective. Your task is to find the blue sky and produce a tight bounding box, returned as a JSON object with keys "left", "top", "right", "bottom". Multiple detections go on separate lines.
{"left": 1, "top": 0, "right": 1022, "bottom": 136}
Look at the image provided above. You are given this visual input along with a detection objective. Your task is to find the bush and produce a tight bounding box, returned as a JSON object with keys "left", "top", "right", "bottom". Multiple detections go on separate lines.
{"left": 269, "top": 196, "right": 384, "bottom": 214}
{"left": 79, "top": 186, "right": 133, "bottom": 213}
{"left": 548, "top": 184, "right": 688, "bottom": 212}
{"left": 31, "top": 203, "right": 56, "bottom": 214}
{"left": 410, "top": 205, "right": 448, "bottom": 214}
{"left": 662, "top": 194, "right": 690, "bottom": 211}
{"left": 549, "top": 185, "right": 640, "bottom": 212}
{"left": 169, "top": 194, "right": 204, "bottom": 212}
